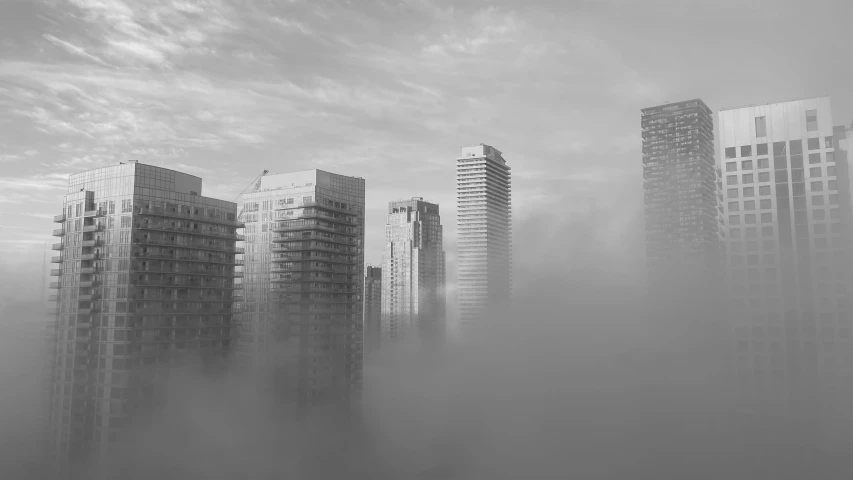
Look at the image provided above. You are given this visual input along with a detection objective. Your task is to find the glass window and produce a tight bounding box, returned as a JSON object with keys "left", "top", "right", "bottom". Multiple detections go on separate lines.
{"left": 755, "top": 117, "right": 767, "bottom": 137}
{"left": 827, "top": 152, "right": 835, "bottom": 163}
{"left": 814, "top": 209, "right": 826, "bottom": 220}
{"left": 725, "top": 147, "right": 737, "bottom": 159}
{"left": 774, "top": 157, "right": 787, "bottom": 169}
{"left": 744, "top": 200, "right": 755, "bottom": 210}
{"left": 757, "top": 158, "right": 769, "bottom": 169}
{"left": 727, "top": 188, "right": 738, "bottom": 198}
{"left": 741, "top": 160, "right": 753, "bottom": 170}
{"left": 829, "top": 194, "right": 838, "bottom": 205}
{"left": 808, "top": 153, "right": 822, "bottom": 164}
{"left": 831, "top": 208, "right": 839, "bottom": 219}
{"left": 726, "top": 162, "right": 737, "bottom": 172}
{"left": 743, "top": 187, "right": 755, "bottom": 197}
{"left": 811, "top": 181, "right": 823, "bottom": 192}
{"left": 827, "top": 166, "right": 836, "bottom": 176}
{"left": 728, "top": 202, "right": 740, "bottom": 212}
{"left": 741, "top": 146, "right": 752, "bottom": 157}
{"left": 727, "top": 175, "right": 738, "bottom": 185}
{"left": 829, "top": 180, "right": 837, "bottom": 191}
{"left": 773, "top": 141, "right": 786, "bottom": 156}
{"left": 756, "top": 143, "right": 768, "bottom": 155}
{"left": 759, "top": 185, "right": 771, "bottom": 195}
{"left": 729, "top": 215, "right": 741, "bottom": 225}
{"left": 761, "top": 213, "right": 773, "bottom": 223}
{"left": 743, "top": 174, "right": 754, "bottom": 184}
{"left": 807, "top": 138, "right": 821, "bottom": 150}
{"left": 760, "top": 199, "right": 772, "bottom": 209}
{"left": 793, "top": 197, "right": 807, "bottom": 209}
{"left": 810, "top": 167, "right": 822, "bottom": 178}
{"left": 806, "top": 109, "right": 818, "bottom": 132}
{"left": 825, "top": 136, "right": 833, "bottom": 148}
{"left": 745, "top": 214, "right": 757, "bottom": 224}
{"left": 758, "top": 172, "right": 770, "bottom": 182}
{"left": 791, "top": 156, "right": 803, "bottom": 169}
{"left": 789, "top": 140, "right": 803, "bottom": 154}
{"left": 762, "top": 226, "right": 774, "bottom": 237}
{"left": 813, "top": 195, "right": 825, "bottom": 206}
{"left": 776, "top": 170, "right": 788, "bottom": 182}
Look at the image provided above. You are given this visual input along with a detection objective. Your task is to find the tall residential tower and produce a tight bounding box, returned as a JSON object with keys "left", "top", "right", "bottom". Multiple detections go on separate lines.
{"left": 235, "top": 170, "right": 365, "bottom": 411}
{"left": 47, "top": 161, "right": 240, "bottom": 478}
{"left": 363, "top": 265, "right": 382, "bottom": 354}
{"left": 456, "top": 144, "right": 512, "bottom": 332}
{"left": 381, "top": 198, "right": 446, "bottom": 345}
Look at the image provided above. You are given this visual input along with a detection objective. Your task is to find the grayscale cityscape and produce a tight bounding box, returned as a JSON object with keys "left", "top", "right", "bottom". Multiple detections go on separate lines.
{"left": 0, "top": 1, "right": 852, "bottom": 479}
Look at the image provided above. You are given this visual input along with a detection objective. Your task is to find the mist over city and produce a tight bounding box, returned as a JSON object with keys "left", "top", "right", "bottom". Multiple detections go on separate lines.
{"left": 2, "top": 0, "right": 853, "bottom": 479}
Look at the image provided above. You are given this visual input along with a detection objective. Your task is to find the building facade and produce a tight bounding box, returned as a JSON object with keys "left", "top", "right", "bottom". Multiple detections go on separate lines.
{"left": 718, "top": 97, "right": 853, "bottom": 447}
{"left": 381, "top": 198, "right": 446, "bottom": 345}
{"left": 363, "top": 265, "right": 382, "bottom": 355}
{"left": 456, "top": 144, "right": 512, "bottom": 332}
{"left": 46, "top": 161, "right": 240, "bottom": 478}
{"left": 641, "top": 99, "right": 722, "bottom": 295}
{"left": 235, "top": 170, "right": 365, "bottom": 411}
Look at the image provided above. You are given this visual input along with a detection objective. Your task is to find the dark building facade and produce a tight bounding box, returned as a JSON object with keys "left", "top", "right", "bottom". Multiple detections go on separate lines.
{"left": 363, "top": 265, "right": 382, "bottom": 354}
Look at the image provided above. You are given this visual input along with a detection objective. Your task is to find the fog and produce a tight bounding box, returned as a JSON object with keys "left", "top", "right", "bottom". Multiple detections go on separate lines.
{"left": 1, "top": 203, "right": 852, "bottom": 479}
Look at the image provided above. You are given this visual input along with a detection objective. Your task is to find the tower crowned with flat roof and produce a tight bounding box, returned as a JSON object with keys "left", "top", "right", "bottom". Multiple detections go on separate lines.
{"left": 46, "top": 161, "right": 240, "bottom": 478}
{"left": 455, "top": 144, "right": 512, "bottom": 333}
{"left": 236, "top": 169, "right": 365, "bottom": 411}
{"left": 381, "top": 197, "right": 446, "bottom": 346}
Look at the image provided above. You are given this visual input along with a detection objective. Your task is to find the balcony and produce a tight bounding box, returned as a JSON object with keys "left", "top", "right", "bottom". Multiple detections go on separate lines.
{"left": 137, "top": 207, "right": 243, "bottom": 226}
{"left": 49, "top": 269, "right": 61, "bottom": 276}
{"left": 53, "top": 214, "right": 66, "bottom": 223}
{"left": 235, "top": 234, "right": 246, "bottom": 241}
{"left": 80, "top": 267, "right": 98, "bottom": 274}
{"left": 74, "top": 335, "right": 92, "bottom": 343}
{"left": 79, "top": 280, "right": 97, "bottom": 287}
{"left": 233, "top": 271, "right": 244, "bottom": 278}
{"left": 51, "top": 243, "right": 63, "bottom": 251}
{"left": 52, "top": 229, "right": 65, "bottom": 237}
{"left": 49, "top": 282, "right": 60, "bottom": 289}
{"left": 82, "top": 224, "right": 104, "bottom": 232}
{"left": 80, "top": 253, "right": 99, "bottom": 261}
{"left": 78, "top": 293, "right": 98, "bottom": 301}
{"left": 48, "top": 295, "right": 59, "bottom": 302}
{"left": 81, "top": 239, "right": 102, "bottom": 247}
{"left": 83, "top": 209, "right": 105, "bottom": 217}
{"left": 77, "top": 308, "right": 96, "bottom": 316}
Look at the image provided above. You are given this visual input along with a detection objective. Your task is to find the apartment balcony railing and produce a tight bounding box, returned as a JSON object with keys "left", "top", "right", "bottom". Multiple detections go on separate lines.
{"left": 274, "top": 201, "right": 357, "bottom": 216}
{"left": 48, "top": 282, "right": 60, "bottom": 289}
{"left": 271, "top": 223, "right": 357, "bottom": 236}
{"left": 52, "top": 229, "right": 65, "bottom": 237}
{"left": 272, "top": 233, "right": 358, "bottom": 245}
{"left": 48, "top": 295, "right": 59, "bottom": 302}
{"left": 137, "top": 207, "right": 242, "bottom": 227}
{"left": 49, "top": 269, "right": 61, "bottom": 276}
{"left": 81, "top": 239, "right": 102, "bottom": 247}
{"left": 51, "top": 243, "right": 63, "bottom": 251}
{"left": 233, "top": 272, "right": 244, "bottom": 278}
{"left": 82, "top": 224, "right": 104, "bottom": 232}
{"left": 134, "top": 223, "right": 243, "bottom": 241}
{"left": 76, "top": 321, "right": 92, "bottom": 329}
{"left": 77, "top": 293, "right": 99, "bottom": 301}
{"left": 53, "top": 214, "right": 66, "bottom": 223}
{"left": 80, "top": 267, "right": 98, "bottom": 274}
{"left": 271, "top": 244, "right": 358, "bottom": 255}
{"left": 269, "top": 286, "right": 352, "bottom": 294}
{"left": 131, "top": 266, "right": 235, "bottom": 277}
{"left": 80, "top": 253, "right": 99, "bottom": 261}
{"left": 79, "top": 280, "right": 97, "bottom": 287}
{"left": 77, "top": 308, "right": 96, "bottom": 316}
{"left": 130, "top": 279, "right": 237, "bottom": 289}
{"left": 131, "top": 252, "right": 240, "bottom": 265}
{"left": 74, "top": 335, "right": 92, "bottom": 342}
{"left": 83, "top": 209, "right": 105, "bottom": 217}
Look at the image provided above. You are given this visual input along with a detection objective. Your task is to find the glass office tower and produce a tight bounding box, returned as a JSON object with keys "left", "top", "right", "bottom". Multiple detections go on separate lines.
{"left": 236, "top": 170, "right": 365, "bottom": 411}
{"left": 455, "top": 144, "right": 512, "bottom": 333}
{"left": 718, "top": 97, "right": 853, "bottom": 449}
{"left": 381, "top": 197, "right": 446, "bottom": 346}
{"left": 46, "top": 161, "right": 240, "bottom": 478}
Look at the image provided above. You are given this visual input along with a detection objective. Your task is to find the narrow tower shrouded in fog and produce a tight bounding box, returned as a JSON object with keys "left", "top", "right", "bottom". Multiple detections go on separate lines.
{"left": 236, "top": 170, "right": 365, "bottom": 411}
{"left": 381, "top": 198, "right": 446, "bottom": 345}
{"left": 363, "top": 265, "right": 382, "bottom": 354}
{"left": 641, "top": 99, "right": 722, "bottom": 296}
{"left": 456, "top": 144, "right": 512, "bottom": 333}
{"left": 47, "top": 162, "right": 240, "bottom": 478}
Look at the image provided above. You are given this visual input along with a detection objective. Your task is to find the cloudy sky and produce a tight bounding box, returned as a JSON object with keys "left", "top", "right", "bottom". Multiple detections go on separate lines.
{"left": 0, "top": 0, "right": 851, "bottom": 304}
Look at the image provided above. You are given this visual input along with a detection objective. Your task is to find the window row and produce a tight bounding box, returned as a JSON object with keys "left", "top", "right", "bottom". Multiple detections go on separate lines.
{"left": 724, "top": 135, "right": 832, "bottom": 159}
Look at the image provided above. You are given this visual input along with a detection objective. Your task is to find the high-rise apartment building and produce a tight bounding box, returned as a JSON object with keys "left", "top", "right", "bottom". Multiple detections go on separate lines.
{"left": 363, "top": 265, "right": 382, "bottom": 354}
{"left": 641, "top": 99, "right": 722, "bottom": 295}
{"left": 235, "top": 170, "right": 365, "bottom": 411}
{"left": 718, "top": 97, "right": 853, "bottom": 447}
{"left": 46, "top": 161, "right": 240, "bottom": 478}
{"left": 456, "top": 145, "right": 512, "bottom": 332}
{"left": 381, "top": 198, "right": 446, "bottom": 345}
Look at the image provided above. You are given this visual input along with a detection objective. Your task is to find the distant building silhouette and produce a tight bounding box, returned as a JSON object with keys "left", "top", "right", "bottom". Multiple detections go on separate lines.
{"left": 456, "top": 144, "right": 512, "bottom": 334}
{"left": 235, "top": 169, "right": 365, "bottom": 412}
{"left": 380, "top": 198, "right": 446, "bottom": 346}
{"left": 46, "top": 161, "right": 240, "bottom": 479}
{"left": 363, "top": 265, "right": 382, "bottom": 354}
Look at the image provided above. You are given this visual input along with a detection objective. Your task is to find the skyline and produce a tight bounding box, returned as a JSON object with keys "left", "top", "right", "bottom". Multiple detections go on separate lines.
{"left": 2, "top": 0, "right": 853, "bottom": 304}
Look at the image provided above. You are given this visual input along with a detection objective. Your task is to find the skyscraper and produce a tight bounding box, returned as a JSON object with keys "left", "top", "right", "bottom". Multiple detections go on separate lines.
{"left": 363, "top": 265, "right": 382, "bottom": 354}
{"left": 380, "top": 198, "right": 446, "bottom": 345}
{"left": 456, "top": 144, "right": 512, "bottom": 332}
{"left": 46, "top": 161, "right": 240, "bottom": 478}
{"left": 718, "top": 97, "right": 853, "bottom": 447}
{"left": 235, "top": 170, "right": 365, "bottom": 411}
{"left": 641, "top": 99, "right": 721, "bottom": 297}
